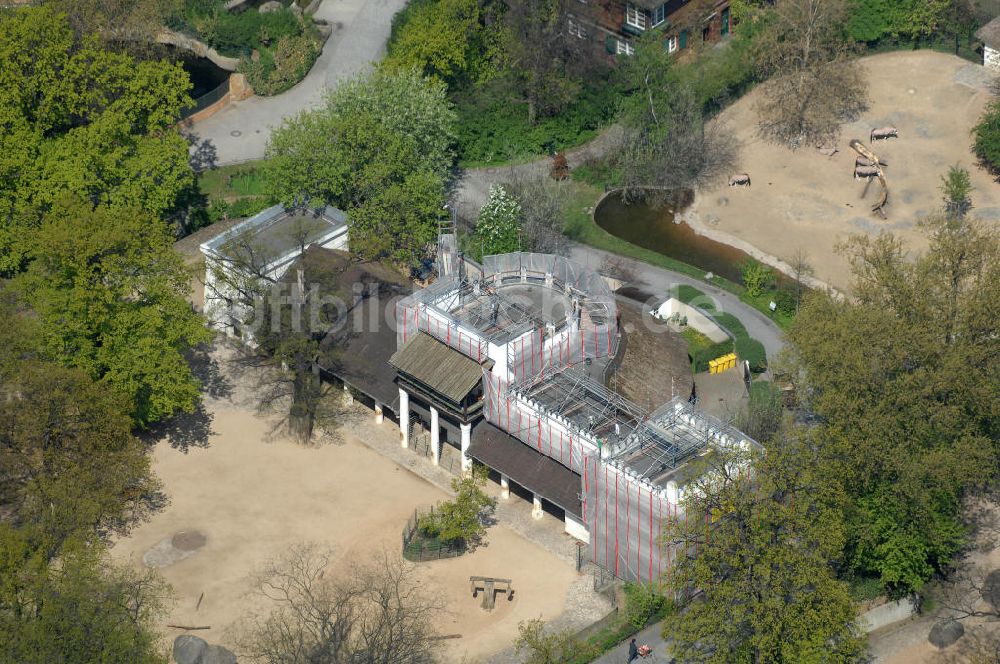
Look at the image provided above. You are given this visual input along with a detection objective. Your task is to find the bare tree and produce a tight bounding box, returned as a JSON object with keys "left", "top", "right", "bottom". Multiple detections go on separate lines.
{"left": 204, "top": 222, "right": 355, "bottom": 444}
{"left": 618, "top": 82, "right": 739, "bottom": 206}
{"left": 237, "top": 544, "right": 441, "bottom": 664}
{"left": 501, "top": 170, "right": 572, "bottom": 256}
{"left": 753, "top": 0, "right": 868, "bottom": 148}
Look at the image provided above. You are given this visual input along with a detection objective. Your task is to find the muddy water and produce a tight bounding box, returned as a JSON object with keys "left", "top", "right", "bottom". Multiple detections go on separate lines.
{"left": 594, "top": 191, "right": 758, "bottom": 284}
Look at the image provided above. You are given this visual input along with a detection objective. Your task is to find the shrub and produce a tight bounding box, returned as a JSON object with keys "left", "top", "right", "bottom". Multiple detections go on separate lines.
{"left": 239, "top": 34, "right": 319, "bottom": 96}
{"left": 973, "top": 99, "right": 1000, "bottom": 175}
{"left": 740, "top": 259, "right": 775, "bottom": 298}
{"left": 419, "top": 466, "right": 496, "bottom": 545}
{"left": 735, "top": 336, "right": 767, "bottom": 373}
{"left": 622, "top": 582, "right": 666, "bottom": 630}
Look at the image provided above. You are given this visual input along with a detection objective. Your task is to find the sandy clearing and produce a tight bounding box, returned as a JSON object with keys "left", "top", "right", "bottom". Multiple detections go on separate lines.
{"left": 113, "top": 400, "right": 578, "bottom": 663}
{"left": 687, "top": 50, "right": 1000, "bottom": 292}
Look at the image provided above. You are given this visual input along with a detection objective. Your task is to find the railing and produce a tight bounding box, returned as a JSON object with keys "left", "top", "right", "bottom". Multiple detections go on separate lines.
{"left": 183, "top": 77, "right": 231, "bottom": 120}
{"left": 401, "top": 507, "right": 466, "bottom": 562}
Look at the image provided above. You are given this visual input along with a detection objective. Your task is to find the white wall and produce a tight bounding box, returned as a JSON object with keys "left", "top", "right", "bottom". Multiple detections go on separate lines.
{"left": 986, "top": 45, "right": 1000, "bottom": 71}
{"left": 857, "top": 597, "right": 918, "bottom": 633}
{"left": 653, "top": 298, "right": 729, "bottom": 343}
{"left": 564, "top": 512, "right": 590, "bottom": 542}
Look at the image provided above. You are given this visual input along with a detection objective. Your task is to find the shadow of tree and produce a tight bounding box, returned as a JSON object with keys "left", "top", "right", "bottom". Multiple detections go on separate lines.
{"left": 189, "top": 343, "right": 233, "bottom": 400}
{"left": 185, "top": 131, "right": 218, "bottom": 172}
{"left": 142, "top": 401, "right": 215, "bottom": 453}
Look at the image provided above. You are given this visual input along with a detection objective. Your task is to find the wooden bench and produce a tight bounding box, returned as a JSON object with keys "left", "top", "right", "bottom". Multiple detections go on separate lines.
{"left": 469, "top": 576, "right": 514, "bottom": 611}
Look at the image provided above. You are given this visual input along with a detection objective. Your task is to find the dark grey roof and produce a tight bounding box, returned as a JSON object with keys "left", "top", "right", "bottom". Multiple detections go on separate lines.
{"left": 469, "top": 423, "right": 581, "bottom": 517}
{"left": 276, "top": 247, "right": 411, "bottom": 413}
{"left": 390, "top": 333, "right": 488, "bottom": 403}
{"left": 978, "top": 17, "right": 1000, "bottom": 49}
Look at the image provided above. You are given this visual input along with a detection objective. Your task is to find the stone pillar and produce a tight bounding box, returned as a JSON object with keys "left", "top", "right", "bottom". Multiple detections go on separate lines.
{"left": 398, "top": 388, "right": 410, "bottom": 448}
{"left": 500, "top": 474, "right": 510, "bottom": 500}
{"left": 430, "top": 406, "right": 441, "bottom": 466}
{"left": 532, "top": 493, "right": 544, "bottom": 520}
{"left": 343, "top": 383, "right": 353, "bottom": 406}
{"left": 374, "top": 403, "right": 384, "bottom": 424}
{"left": 460, "top": 422, "right": 472, "bottom": 475}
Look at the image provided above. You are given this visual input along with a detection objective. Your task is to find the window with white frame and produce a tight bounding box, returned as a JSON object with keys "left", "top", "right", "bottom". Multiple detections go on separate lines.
{"left": 625, "top": 3, "right": 647, "bottom": 30}
{"left": 617, "top": 38, "right": 635, "bottom": 55}
{"left": 568, "top": 18, "right": 587, "bottom": 39}
{"left": 666, "top": 35, "right": 678, "bottom": 53}
{"left": 652, "top": 4, "right": 666, "bottom": 26}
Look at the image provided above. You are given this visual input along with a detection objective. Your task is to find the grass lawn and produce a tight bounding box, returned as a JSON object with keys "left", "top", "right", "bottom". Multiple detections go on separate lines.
{"left": 197, "top": 160, "right": 272, "bottom": 201}
{"left": 562, "top": 181, "right": 795, "bottom": 331}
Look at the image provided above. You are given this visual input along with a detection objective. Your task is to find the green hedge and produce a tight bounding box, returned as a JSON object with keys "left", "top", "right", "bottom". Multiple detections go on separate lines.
{"left": 676, "top": 283, "right": 768, "bottom": 373}
{"left": 735, "top": 337, "right": 767, "bottom": 373}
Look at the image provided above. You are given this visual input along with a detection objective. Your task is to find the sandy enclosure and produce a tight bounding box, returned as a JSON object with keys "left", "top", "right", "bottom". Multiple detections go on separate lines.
{"left": 688, "top": 50, "right": 1000, "bottom": 291}
{"left": 113, "top": 398, "right": 579, "bottom": 663}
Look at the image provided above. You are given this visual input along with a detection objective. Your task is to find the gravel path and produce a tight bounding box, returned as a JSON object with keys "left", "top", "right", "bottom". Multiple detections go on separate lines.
{"left": 188, "top": 0, "right": 407, "bottom": 165}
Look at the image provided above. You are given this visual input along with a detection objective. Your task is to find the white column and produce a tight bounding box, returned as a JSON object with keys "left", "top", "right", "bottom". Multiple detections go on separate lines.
{"left": 460, "top": 422, "right": 472, "bottom": 474}
{"left": 343, "top": 383, "right": 353, "bottom": 406}
{"left": 398, "top": 388, "right": 410, "bottom": 448}
{"left": 500, "top": 474, "right": 510, "bottom": 500}
{"left": 374, "top": 403, "right": 384, "bottom": 424}
{"left": 532, "top": 493, "right": 544, "bottom": 520}
{"left": 430, "top": 406, "right": 441, "bottom": 466}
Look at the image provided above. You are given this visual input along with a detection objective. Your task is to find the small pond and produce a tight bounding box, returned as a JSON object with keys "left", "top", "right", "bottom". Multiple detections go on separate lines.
{"left": 594, "top": 190, "right": 760, "bottom": 285}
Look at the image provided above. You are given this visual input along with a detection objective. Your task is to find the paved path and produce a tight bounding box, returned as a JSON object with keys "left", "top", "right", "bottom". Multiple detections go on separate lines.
{"left": 569, "top": 244, "right": 786, "bottom": 361}
{"left": 591, "top": 621, "right": 672, "bottom": 664}
{"left": 188, "top": 0, "right": 406, "bottom": 165}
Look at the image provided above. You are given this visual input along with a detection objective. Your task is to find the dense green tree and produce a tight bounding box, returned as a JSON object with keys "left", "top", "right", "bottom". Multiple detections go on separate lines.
{"left": 0, "top": 6, "right": 194, "bottom": 273}
{"left": 0, "top": 531, "right": 169, "bottom": 664}
{"left": 846, "top": 0, "right": 954, "bottom": 43}
{"left": 0, "top": 358, "right": 159, "bottom": 557}
{"left": 265, "top": 68, "right": 454, "bottom": 264}
{"left": 663, "top": 433, "right": 865, "bottom": 663}
{"left": 973, "top": 99, "right": 1000, "bottom": 177}
{"left": 420, "top": 466, "right": 496, "bottom": 545}
{"left": 19, "top": 199, "right": 210, "bottom": 427}
{"left": 384, "top": 0, "right": 495, "bottom": 86}
{"left": 787, "top": 206, "right": 1000, "bottom": 592}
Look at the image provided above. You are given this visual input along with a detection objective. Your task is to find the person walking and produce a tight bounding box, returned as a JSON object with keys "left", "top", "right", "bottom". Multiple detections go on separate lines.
{"left": 628, "top": 638, "right": 639, "bottom": 663}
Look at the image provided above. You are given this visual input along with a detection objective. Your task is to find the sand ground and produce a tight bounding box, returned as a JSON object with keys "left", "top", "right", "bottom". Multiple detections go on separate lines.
{"left": 687, "top": 51, "right": 1000, "bottom": 292}
{"left": 113, "top": 382, "right": 579, "bottom": 663}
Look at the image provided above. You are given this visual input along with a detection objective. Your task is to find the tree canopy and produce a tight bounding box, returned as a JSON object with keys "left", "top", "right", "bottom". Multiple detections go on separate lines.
{"left": 18, "top": 199, "right": 210, "bottom": 427}
{"left": 265, "top": 68, "right": 456, "bottom": 265}
{"left": 0, "top": 6, "right": 194, "bottom": 274}
{"left": 663, "top": 434, "right": 865, "bottom": 663}
{"left": 787, "top": 209, "right": 1000, "bottom": 593}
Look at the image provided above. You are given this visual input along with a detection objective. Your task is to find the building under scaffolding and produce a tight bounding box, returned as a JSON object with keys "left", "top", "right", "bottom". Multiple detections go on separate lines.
{"left": 392, "top": 240, "right": 756, "bottom": 583}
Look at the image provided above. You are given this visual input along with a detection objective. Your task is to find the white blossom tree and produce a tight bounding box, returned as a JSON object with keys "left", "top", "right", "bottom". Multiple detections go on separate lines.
{"left": 475, "top": 184, "right": 522, "bottom": 259}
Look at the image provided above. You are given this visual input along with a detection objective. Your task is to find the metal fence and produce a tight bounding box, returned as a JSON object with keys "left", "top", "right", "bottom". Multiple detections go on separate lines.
{"left": 401, "top": 507, "right": 466, "bottom": 562}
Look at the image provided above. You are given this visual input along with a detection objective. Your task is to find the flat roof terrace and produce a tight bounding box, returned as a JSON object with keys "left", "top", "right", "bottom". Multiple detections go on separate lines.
{"left": 446, "top": 282, "right": 571, "bottom": 345}
{"left": 203, "top": 205, "right": 348, "bottom": 262}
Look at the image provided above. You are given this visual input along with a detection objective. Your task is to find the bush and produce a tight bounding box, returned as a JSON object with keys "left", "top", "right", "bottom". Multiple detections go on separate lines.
{"left": 453, "top": 79, "right": 618, "bottom": 166}
{"left": 682, "top": 328, "right": 733, "bottom": 373}
{"left": 622, "top": 582, "right": 667, "bottom": 630}
{"left": 740, "top": 259, "right": 775, "bottom": 298}
{"left": 973, "top": 99, "right": 1000, "bottom": 175}
{"left": 175, "top": 2, "right": 304, "bottom": 56}
{"left": 735, "top": 336, "right": 767, "bottom": 373}
{"left": 420, "top": 466, "right": 496, "bottom": 545}
{"left": 239, "top": 33, "right": 319, "bottom": 96}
